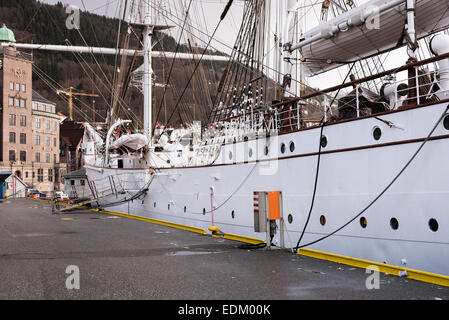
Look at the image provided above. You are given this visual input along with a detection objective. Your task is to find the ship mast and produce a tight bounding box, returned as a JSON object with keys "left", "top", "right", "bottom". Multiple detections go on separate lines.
{"left": 142, "top": 0, "right": 153, "bottom": 143}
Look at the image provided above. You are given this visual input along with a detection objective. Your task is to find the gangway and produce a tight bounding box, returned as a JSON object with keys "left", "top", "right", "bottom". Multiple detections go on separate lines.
{"left": 53, "top": 174, "right": 154, "bottom": 213}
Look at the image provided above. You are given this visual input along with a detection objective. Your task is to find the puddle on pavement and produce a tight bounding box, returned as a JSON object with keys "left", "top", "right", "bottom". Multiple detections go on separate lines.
{"left": 166, "top": 250, "right": 225, "bottom": 257}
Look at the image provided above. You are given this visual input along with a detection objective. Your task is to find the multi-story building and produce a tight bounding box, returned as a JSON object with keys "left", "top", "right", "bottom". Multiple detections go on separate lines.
{"left": 31, "top": 90, "right": 65, "bottom": 192}
{"left": 0, "top": 25, "right": 33, "bottom": 186}
{"left": 0, "top": 24, "right": 64, "bottom": 194}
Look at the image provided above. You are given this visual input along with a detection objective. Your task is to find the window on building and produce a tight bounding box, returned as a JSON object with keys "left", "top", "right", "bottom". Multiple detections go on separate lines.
{"left": 32, "top": 102, "right": 38, "bottom": 110}
{"left": 80, "top": 180, "right": 85, "bottom": 186}
{"left": 20, "top": 115, "right": 26, "bottom": 127}
{"left": 53, "top": 153, "right": 57, "bottom": 163}
{"left": 20, "top": 151, "right": 26, "bottom": 162}
{"left": 48, "top": 169, "right": 53, "bottom": 182}
{"left": 46, "top": 153, "right": 50, "bottom": 163}
{"left": 9, "top": 132, "right": 16, "bottom": 143}
{"left": 37, "top": 169, "right": 44, "bottom": 182}
{"left": 35, "top": 152, "right": 41, "bottom": 163}
{"left": 21, "top": 84, "right": 26, "bottom": 93}
{"left": 9, "top": 82, "right": 14, "bottom": 91}
{"left": 35, "top": 135, "right": 40, "bottom": 145}
{"left": 55, "top": 169, "right": 59, "bottom": 183}
{"left": 15, "top": 83, "right": 20, "bottom": 91}
{"left": 14, "top": 98, "right": 20, "bottom": 107}
{"left": 20, "top": 133, "right": 26, "bottom": 144}
{"left": 46, "top": 120, "right": 50, "bottom": 130}
{"left": 42, "top": 104, "right": 46, "bottom": 112}
{"left": 9, "top": 114, "right": 16, "bottom": 126}
{"left": 36, "top": 118, "right": 40, "bottom": 128}
{"left": 53, "top": 121, "right": 57, "bottom": 131}
{"left": 9, "top": 150, "right": 15, "bottom": 161}
{"left": 53, "top": 137, "right": 57, "bottom": 147}
{"left": 45, "top": 136, "right": 50, "bottom": 146}
{"left": 20, "top": 99, "right": 26, "bottom": 108}
{"left": 25, "top": 172, "right": 28, "bottom": 179}
{"left": 9, "top": 97, "right": 13, "bottom": 106}
{"left": 70, "top": 180, "right": 75, "bottom": 186}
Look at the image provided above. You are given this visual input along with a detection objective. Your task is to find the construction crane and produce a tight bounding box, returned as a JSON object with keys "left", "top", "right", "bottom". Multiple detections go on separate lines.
{"left": 56, "top": 87, "right": 100, "bottom": 120}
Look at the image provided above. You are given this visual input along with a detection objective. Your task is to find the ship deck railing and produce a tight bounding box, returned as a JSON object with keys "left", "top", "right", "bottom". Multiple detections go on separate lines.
{"left": 211, "top": 53, "right": 449, "bottom": 135}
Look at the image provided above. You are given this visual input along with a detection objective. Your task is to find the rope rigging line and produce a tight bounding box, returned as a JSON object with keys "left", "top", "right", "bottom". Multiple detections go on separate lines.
{"left": 153, "top": 0, "right": 194, "bottom": 135}
{"left": 110, "top": 0, "right": 129, "bottom": 121}
{"left": 150, "top": 0, "right": 311, "bottom": 103}
{"left": 158, "top": 162, "right": 259, "bottom": 215}
{"left": 61, "top": 18, "right": 144, "bottom": 126}
{"left": 66, "top": 31, "right": 142, "bottom": 126}
{"left": 39, "top": 4, "right": 141, "bottom": 125}
{"left": 293, "top": 62, "right": 356, "bottom": 253}
{"left": 80, "top": 0, "right": 112, "bottom": 68}
{"left": 156, "top": 0, "right": 235, "bottom": 139}
{"left": 67, "top": 45, "right": 141, "bottom": 126}
{"left": 31, "top": 62, "right": 106, "bottom": 122}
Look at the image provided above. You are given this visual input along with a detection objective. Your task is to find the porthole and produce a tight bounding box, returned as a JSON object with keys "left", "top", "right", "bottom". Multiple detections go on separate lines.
{"left": 264, "top": 146, "right": 269, "bottom": 156}
{"left": 249, "top": 148, "right": 253, "bottom": 158}
{"left": 360, "top": 217, "right": 367, "bottom": 228}
{"left": 168, "top": 204, "right": 170, "bottom": 210}
{"left": 280, "top": 143, "right": 286, "bottom": 154}
{"left": 184, "top": 206, "right": 187, "bottom": 213}
{"left": 231, "top": 210, "right": 235, "bottom": 219}
{"left": 373, "top": 127, "right": 382, "bottom": 141}
{"left": 229, "top": 151, "right": 233, "bottom": 160}
{"left": 390, "top": 217, "right": 399, "bottom": 230}
{"left": 320, "top": 215, "right": 326, "bottom": 226}
{"left": 289, "top": 141, "right": 295, "bottom": 152}
{"left": 288, "top": 214, "right": 293, "bottom": 224}
{"left": 429, "top": 218, "right": 439, "bottom": 232}
{"left": 443, "top": 115, "right": 449, "bottom": 130}
{"left": 320, "top": 136, "right": 327, "bottom": 148}
{"left": 203, "top": 208, "right": 206, "bottom": 215}
{"left": 154, "top": 202, "right": 156, "bottom": 208}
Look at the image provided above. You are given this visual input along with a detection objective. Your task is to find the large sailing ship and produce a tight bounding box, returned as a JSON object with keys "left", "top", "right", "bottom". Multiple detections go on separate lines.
{"left": 7, "top": 0, "right": 449, "bottom": 280}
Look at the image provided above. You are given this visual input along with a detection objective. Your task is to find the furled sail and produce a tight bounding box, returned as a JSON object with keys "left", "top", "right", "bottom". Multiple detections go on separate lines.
{"left": 294, "top": 0, "right": 449, "bottom": 77}
{"left": 109, "top": 134, "right": 149, "bottom": 150}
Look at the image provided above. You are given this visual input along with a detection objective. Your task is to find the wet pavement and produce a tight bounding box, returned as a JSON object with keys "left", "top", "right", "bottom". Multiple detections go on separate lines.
{"left": 0, "top": 199, "right": 448, "bottom": 300}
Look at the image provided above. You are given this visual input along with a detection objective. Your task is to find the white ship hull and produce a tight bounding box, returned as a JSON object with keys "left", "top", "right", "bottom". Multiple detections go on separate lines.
{"left": 86, "top": 102, "right": 449, "bottom": 277}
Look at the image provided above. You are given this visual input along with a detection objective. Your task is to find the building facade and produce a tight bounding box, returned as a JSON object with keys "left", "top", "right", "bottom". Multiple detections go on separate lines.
{"left": 0, "top": 25, "right": 64, "bottom": 194}
{"left": 31, "top": 91, "right": 65, "bottom": 192}
{"left": 0, "top": 39, "right": 33, "bottom": 183}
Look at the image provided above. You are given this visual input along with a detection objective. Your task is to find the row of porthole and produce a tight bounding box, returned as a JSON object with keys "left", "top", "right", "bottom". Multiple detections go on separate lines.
{"left": 155, "top": 202, "right": 439, "bottom": 232}
{"left": 156, "top": 202, "right": 237, "bottom": 219}
{"left": 228, "top": 126, "right": 384, "bottom": 160}
{"left": 315, "top": 215, "right": 439, "bottom": 232}
{"left": 229, "top": 141, "right": 296, "bottom": 160}
{"left": 313, "top": 115, "right": 449, "bottom": 148}
{"left": 319, "top": 126, "right": 382, "bottom": 149}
